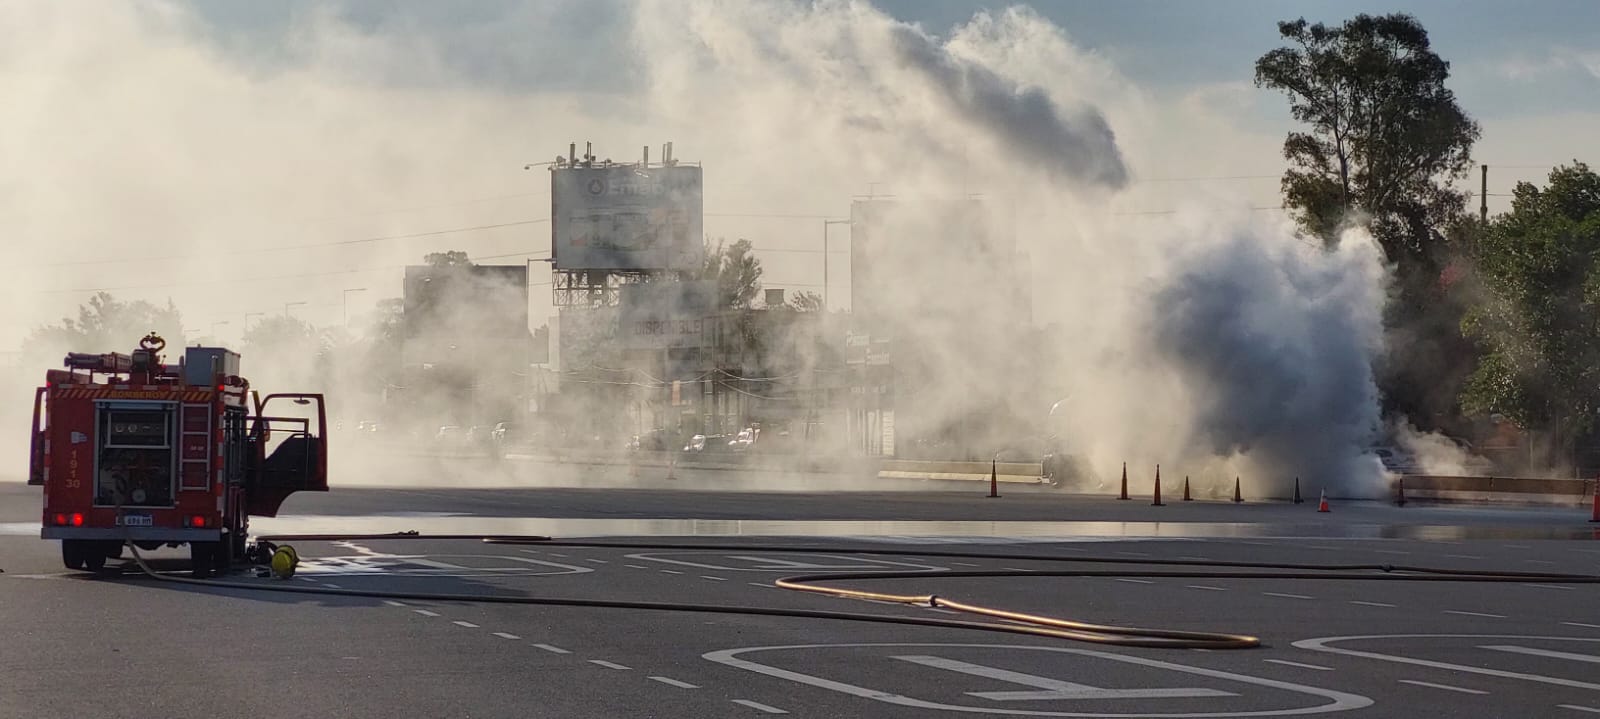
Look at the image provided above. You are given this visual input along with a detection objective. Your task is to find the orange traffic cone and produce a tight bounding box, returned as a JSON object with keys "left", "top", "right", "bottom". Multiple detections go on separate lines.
{"left": 1118, "top": 463, "right": 1130, "bottom": 500}
{"left": 1182, "top": 476, "right": 1192, "bottom": 501}
{"left": 1317, "top": 489, "right": 1330, "bottom": 513}
{"left": 1232, "top": 477, "right": 1243, "bottom": 503}
{"left": 1151, "top": 465, "right": 1164, "bottom": 506}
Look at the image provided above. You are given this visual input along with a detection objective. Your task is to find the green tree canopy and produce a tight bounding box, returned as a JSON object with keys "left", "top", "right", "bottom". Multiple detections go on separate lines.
{"left": 1462, "top": 162, "right": 1600, "bottom": 444}
{"left": 1255, "top": 13, "right": 1480, "bottom": 262}
{"left": 26, "top": 292, "right": 184, "bottom": 359}
{"left": 700, "top": 238, "right": 763, "bottom": 309}
{"left": 424, "top": 250, "right": 473, "bottom": 267}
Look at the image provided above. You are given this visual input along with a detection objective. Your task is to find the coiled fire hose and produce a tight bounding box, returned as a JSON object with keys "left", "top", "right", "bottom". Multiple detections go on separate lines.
{"left": 120, "top": 533, "right": 1600, "bottom": 651}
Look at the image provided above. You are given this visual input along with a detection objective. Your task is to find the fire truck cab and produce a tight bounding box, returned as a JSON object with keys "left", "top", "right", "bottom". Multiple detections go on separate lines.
{"left": 27, "top": 333, "right": 327, "bottom": 576}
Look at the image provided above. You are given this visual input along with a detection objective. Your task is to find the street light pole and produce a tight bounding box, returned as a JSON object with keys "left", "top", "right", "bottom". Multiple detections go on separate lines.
{"left": 822, "top": 219, "right": 850, "bottom": 312}
{"left": 342, "top": 288, "right": 368, "bottom": 328}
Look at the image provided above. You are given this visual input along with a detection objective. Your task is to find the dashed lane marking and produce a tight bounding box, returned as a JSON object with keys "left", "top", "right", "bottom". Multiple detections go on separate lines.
{"left": 297, "top": 577, "right": 317, "bottom": 583}
{"left": 1445, "top": 554, "right": 1483, "bottom": 560}
{"left": 321, "top": 583, "right": 342, "bottom": 589}
{"left": 1114, "top": 551, "right": 1150, "bottom": 557}
{"left": 1369, "top": 549, "right": 1409, "bottom": 556}
{"left": 1349, "top": 601, "right": 1395, "bottom": 608}
{"left": 732, "top": 699, "right": 790, "bottom": 714}
{"left": 701, "top": 575, "right": 728, "bottom": 581}
{"left": 585, "top": 559, "right": 609, "bottom": 564}
{"left": 661, "top": 570, "right": 684, "bottom": 575}
{"left": 493, "top": 632, "right": 521, "bottom": 640}
{"left": 414, "top": 610, "right": 440, "bottom": 617}
{"left": 589, "top": 660, "right": 631, "bottom": 670}
{"left": 951, "top": 562, "right": 981, "bottom": 567}
{"left": 1444, "top": 610, "right": 1506, "bottom": 619}
{"left": 548, "top": 553, "right": 569, "bottom": 557}
{"left": 1560, "top": 705, "right": 1600, "bottom": 714}
{"left": 452, "top": 621, "right": 480, "bottom": 628}
{"left": 1524, "top": 584, "right": 1575, "bottom": 591}
{"left": 927, "top": 608, "right": 959, "bottom": 615}
{"left": 747, "top": 582, "right": 772, "bottom": 588}
{"left": 1263, "top": 592, "right": 1314, "bottom": 600}
{"left": 1526, "top": 559, "right": 1558, "bottom": 565}
{"left": 382, "top": 600, "right": 407, "bottom": 607}
{"left": 1265, "top": 659, "right": 1334, "bottom": 671}
{"left": 649, "top": 676, "right": 700, "bottom": 689}
{"left": 1398, "top": 679, "right": 1488, "bottom": 695}
{"left": 533, "top": 643, "right": 571, "bottom": 654}
{"left": 1186, "top": 585, "right": 1227, "bottom": 591}
{"left": 1564, "top": 622, "right": 1600, "bottom": 630}
{"left": 1176, "top": 556, "right": 1211, "bottom": 561}
{"left": 1113, "top": 578, "right": 1154, "bottom": 585}
{"left": 626, "top": 564, "right": 650, "bottom": 569}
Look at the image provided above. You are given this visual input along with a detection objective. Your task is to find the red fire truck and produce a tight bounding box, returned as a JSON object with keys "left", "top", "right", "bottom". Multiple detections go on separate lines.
{"left": 27, "top": 333, "right": 327, "bottom": 576}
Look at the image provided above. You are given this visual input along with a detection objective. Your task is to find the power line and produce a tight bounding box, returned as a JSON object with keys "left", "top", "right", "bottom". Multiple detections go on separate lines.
{"left": 1131, "top": 174, "right": 1279, "bottom": 183}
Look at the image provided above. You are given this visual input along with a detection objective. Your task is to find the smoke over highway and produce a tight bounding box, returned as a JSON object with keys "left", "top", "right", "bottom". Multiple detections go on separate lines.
{"left": 0, "top": 1, "right": 1390, "bottom": 495}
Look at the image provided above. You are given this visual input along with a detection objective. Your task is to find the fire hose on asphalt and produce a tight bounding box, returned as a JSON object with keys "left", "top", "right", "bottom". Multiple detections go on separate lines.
{"left": 119, "top": 533, "right": 1600, "bottom": 651}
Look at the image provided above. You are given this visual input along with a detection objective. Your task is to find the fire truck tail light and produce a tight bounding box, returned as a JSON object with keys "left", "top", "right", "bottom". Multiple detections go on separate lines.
{"left": 70, "top": 513, "right": 83, "bottom": 527}
{"left": 185, "top": 515, "right": 207, "bottom": 528}
{"left": 53, "top": 513, "right": 66, "bottom": 526}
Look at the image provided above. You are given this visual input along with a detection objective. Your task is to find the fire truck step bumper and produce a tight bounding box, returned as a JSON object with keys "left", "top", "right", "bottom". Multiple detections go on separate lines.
{"left": 42, "top": 527, "right": 222, "bottom": 542}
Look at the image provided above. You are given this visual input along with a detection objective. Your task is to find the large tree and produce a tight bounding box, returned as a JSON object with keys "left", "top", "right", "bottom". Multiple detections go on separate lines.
{"left": 25, "top": 292, "right": 184, "bottom": 359}
{"left": 699, "top": 238, "right": 763, "bottom": 310}
{"left": 1256, "top": 13, "right": 1482, "bottom": 429}
{"left": 1255, "top": 14, "right": 1480, "bottom": 260}
{"left": 1461, "top": 163, "right": 1600, "bottom": 454}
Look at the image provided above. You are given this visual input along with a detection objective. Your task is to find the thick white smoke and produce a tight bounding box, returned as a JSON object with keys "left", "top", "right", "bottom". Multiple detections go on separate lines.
{"left": 1, "top": 1, "right": 1391, "bottom": 495}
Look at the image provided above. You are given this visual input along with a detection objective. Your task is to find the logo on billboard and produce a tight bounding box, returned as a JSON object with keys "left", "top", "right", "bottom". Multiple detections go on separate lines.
{"left": 587, "top": 178, "right": 606, "bottom": 195}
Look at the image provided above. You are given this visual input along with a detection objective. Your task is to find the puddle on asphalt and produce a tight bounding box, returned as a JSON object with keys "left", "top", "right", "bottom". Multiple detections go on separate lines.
{"left": 244, "top": 516, "right": 1600, "bottom": 541}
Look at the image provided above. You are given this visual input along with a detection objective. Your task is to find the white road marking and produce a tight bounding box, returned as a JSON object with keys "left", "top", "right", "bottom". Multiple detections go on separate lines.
{"left": 1265, "top": 659, "right": 1334, "bottom": 671}
{"left": 320, "top": 583, "right": 342, "bottom": 589}
{"left": 297, "top": 577, "right": 317, "bottom": 583}
{"left": 1398, "top": 679, "right": 1487, "bottom": 695}
{"left": 1524, "top": 584, "right": 1575, "bottom": 591}
{"left": 660, "top": 569, "right": 684, "bottom": 575}
{"left": 1483, "top": 645, "right": 1600, "bottom": 664}
{"left": 382, "top": 600, "right": 407, "bottom": 607}
{"left": 585, "top": 559, "right": 608, "bottom": 564}
{"left": 533, "top": 643, "right": 570, "bottom": 654}
{"left": 518, "top": 549, "right": 541, "bottom": 554}
{"left": 893, "top": 654, "right": 1234, "bottom": 701}
{"left": 1505, "top": 544, "right": 1533, "bottom": 549}
{"left": 413, "top": 609, "right": 440, "bottom": 617}
{"left": 1564, "top": 622, "right": 1600, "bottom": 630}
{"left": 701, "top": 575, "right": 728, "bottom": 581}
{"left": 452, "top": 621, "right": 480, "bottom": 628}
{"left": 927, "top": 608, "right": 959, "bottom": 615}
{"left": 493, "top": 632, "right": 521, "bottom": 640}
{"left": 731, "top": 699, "right": 789, "bottom": 714}
{"left": 1296, "top": 634, "right": 1600, "bottom": 693}
{"left": 1186, "top": 585, "right": 1227, "bottom": 591}
{"left": 1446, "top": 554, "right": 1483, "bottom": 560}
{"left": 589, "top": 660, "right": 631, "bottom": 670}
{"left": 548, "top": 552, "right": 569, "bottom": 557}
{"left": 1176, "top": 556, "right": 1211, "bottom": 562}
{"left": 747, "top": 582, "right": 772, "bottom": 588}
{"left": 951, "top": 562, "right": 981, "bottom": 567}
{"left": 1004, "top": 567, "right": 1032, "bottom": 572}
{"left": 1526, "top": 559, "right": 1558, "bottom": 565}
{"left": 1263, "top": 592, "right": 1314, "bottom": 600}
{"left": 649, "top": 676, "right": 700, "bottom": 689}
{"left": 1113, "top": 578, "right": 1154, "bottom": 585}
{"left": 1370, "top": 549, "right": 1409, "bottom": 556}
{"left": 1350, "top": 601, "right": 1395, "bottom": 608}
{"left": 626, "top": 564, "right": 650, "bottom": 569}
{"left": 1114, "top": 551, "right": 1150, "bottom": 557}
{"left": 1444, "top": 610, "right": 1506, "bottom": 619}
{"left": 1560, "top": 705, "right": 1600, "bottom": 714}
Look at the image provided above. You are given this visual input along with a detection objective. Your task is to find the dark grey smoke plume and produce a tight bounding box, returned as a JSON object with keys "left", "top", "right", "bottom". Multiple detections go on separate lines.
{"left": 1147, "top": 229, "right": 1387, "bottom": 496}
{"left": 886, "top": 25, "right": 1128, "bottom": 189}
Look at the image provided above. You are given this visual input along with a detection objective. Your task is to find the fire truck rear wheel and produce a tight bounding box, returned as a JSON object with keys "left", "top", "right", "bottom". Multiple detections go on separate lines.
{"left": 189, "top": 542, "right": 221, "bottom": 578}
{"left": 61, "top": 541, "right": 86, "bottom": 571}
{"left": 83, "top": 552, "right": 106, "bottom": 573}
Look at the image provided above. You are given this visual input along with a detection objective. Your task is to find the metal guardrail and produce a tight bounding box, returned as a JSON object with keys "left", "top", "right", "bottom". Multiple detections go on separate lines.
{"left": 1399, "top": 475, "right": 1593, "bottom": 495}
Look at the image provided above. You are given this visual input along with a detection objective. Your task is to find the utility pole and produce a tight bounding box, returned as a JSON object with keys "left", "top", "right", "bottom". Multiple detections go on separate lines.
{"left": 1481, "top": 164, "right": 1488, "bottom": 222}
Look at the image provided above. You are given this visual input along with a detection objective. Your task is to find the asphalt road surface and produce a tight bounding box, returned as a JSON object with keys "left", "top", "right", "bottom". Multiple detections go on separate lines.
{"left": 5, "top": 458, "right": 1600, "bottom": 718}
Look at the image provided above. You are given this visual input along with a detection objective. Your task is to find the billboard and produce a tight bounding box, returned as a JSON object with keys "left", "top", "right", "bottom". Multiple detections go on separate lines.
{"left": 617, "top": 280, "right": 715, "bottom": 351}
{"left": 552, "top": 165, "right": 704, "bottom": 271}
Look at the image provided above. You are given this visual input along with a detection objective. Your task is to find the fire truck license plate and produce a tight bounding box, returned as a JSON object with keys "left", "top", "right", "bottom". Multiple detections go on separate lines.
{"left": 117, "top": 515, "right": 152, "bottom": 527}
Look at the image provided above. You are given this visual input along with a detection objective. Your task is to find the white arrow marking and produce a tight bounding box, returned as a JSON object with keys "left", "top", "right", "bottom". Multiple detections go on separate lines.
{"left": 893, "top": 655, "right": 1233, "bottom": 701}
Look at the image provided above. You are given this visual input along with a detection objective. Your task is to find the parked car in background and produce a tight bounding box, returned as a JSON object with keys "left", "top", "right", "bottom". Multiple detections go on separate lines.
{"left": 1373, "top": 447, "right": 1418, "bottom": 474}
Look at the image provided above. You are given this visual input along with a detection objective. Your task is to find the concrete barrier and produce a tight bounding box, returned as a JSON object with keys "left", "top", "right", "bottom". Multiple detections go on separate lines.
{"left": 1398, "top": 474, "right": 1594, "bottom": 505}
